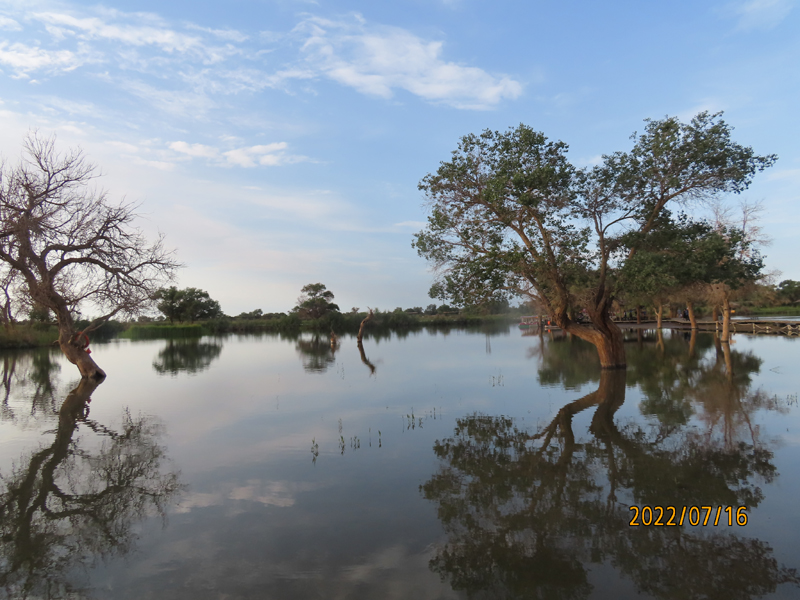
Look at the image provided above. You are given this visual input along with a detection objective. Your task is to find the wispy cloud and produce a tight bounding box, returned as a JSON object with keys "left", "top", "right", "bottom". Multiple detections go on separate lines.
{"left": 0, "top": 41, "right": 90, "bottom": 77}
{"left": 169, "top": 140, "right": 309, "bottom": 167}
{"left": 393, "top": 220, "right": 426, "bottom": 229}
{"left": 294, "top": 14, "right": 522, "bottom": 109}
{"left": 730, "top": 0, "right": 794, "bottom": 30}
{"left": 0, "top": 16, "right": 22, "bottom": 31}
{"left": 33, "top": 11, "right": 204, "bottom": 53}
{"left": 1, "top": 5, "right": 522, "bottom": 114}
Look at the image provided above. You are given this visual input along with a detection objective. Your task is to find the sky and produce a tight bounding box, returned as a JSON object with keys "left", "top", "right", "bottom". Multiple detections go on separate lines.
{"left": 0, "top": 0, "right": 798, "bottom": 315}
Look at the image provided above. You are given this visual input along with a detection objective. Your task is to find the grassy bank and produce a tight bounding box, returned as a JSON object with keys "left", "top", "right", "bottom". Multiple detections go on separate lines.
{"left": 120, "top": 312, "right": 518, "bottom": 339}
{"left": 745, "top": 306, "right": 800, "bottom": 316}
{"left": 0, "top": 325, "right": 59, "bottom": 349}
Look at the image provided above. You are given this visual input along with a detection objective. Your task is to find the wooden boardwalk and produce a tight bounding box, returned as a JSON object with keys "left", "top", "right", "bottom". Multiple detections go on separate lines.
{"left": 666, "top": 319, "right": 800, "bottom": 336}
{"left": 523, "top": 318, "right": 800, "bottom": 337}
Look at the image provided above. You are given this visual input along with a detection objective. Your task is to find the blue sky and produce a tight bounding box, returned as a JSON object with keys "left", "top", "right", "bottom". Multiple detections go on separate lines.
{"left": 0, "top": 0, "right": 798, "bottom": 315}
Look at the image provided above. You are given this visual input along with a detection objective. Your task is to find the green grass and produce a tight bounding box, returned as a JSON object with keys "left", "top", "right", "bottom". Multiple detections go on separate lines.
{"left": 0, "top": 325, "right": 59, "bottom": 349}
{"left": 747, "top": 306, "right": 800, "bottom": 316}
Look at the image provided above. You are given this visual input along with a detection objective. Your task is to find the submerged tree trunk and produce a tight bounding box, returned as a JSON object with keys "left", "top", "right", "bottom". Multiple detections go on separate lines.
{"left": 54, "top": 306, "right": 106, "bottom": 380}
{"left": 687, "top": 301, "right": 698, "bottom": 330}
{"left": 357, "top": 310, "right": 373, "bottom": 343}
{"left": 689, "top": 328, "right": 697, "bottom": 358}
{"left": 721, "top": 297, "right": 732, "bottom": 343}
{"left": 558, "top": 307, "right": 626, "bottom": 370}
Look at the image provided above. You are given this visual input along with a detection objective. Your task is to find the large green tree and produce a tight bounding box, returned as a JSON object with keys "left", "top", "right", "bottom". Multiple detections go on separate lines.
{"left": 414, "top": 112, "right": 775, "bottom": 368}
{"left": 777, "top": 280, "right": 800, "bottom": 305}
{"left": 153, "top": 286, "right": 223, "bottom": 323}
{"left": 293, "top": 283, "right": 339, "bottom": 319}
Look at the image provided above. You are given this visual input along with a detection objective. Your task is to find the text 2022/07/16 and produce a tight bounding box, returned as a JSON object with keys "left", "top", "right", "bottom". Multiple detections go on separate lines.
{"left": 629, "top": 506, "right": 748, "bottom": 527}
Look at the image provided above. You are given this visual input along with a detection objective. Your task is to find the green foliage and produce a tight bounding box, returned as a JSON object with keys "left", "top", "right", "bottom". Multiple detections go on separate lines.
{"left": 414, "top": 124, "right": 584, "bottom": 308}
{"left": 618, "top": 214, "right": 765, "bottom": 305}
{"left": 777, "top": 280, "right": 800, "bottom": 305}
{"left": 153, "top": 286, "right": 224, "bottom": 323}
{"left": 293, "top": 283, "right": 340, "bottom": 319}
{"left": 414, "top": 113, "right": 776, "bottom": 329}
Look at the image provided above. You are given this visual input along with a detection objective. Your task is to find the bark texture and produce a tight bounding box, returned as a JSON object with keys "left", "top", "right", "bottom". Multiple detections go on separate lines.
{"left": 357, "top": 310, "right": 373, "bottom": 343}
{"left": 687, "top": 301, "right": 698, "bottom": 330}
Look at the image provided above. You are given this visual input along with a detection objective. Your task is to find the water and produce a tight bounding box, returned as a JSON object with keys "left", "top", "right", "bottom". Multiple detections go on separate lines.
{"left": 1, "top": 327, "right": 799, "bottom": 599}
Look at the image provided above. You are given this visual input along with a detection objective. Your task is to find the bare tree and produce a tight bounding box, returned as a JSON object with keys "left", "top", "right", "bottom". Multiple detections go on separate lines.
{"left": 0, "top": 133, "right": 180, "bottom": 378}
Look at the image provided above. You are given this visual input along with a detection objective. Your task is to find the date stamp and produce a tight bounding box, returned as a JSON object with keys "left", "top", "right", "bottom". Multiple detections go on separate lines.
{"left": 629, "top": 506, "right": 748, "bottom": 526}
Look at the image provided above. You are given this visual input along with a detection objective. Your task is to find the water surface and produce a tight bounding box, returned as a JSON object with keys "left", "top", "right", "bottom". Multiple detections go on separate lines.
{"left": 2, "top": 327, "right": 799, "bottom": 599}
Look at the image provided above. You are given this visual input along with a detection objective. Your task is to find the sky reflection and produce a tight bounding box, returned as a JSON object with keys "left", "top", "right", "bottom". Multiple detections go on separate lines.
{"left": 0, "top": 328, "right": 799, "bottom": 598}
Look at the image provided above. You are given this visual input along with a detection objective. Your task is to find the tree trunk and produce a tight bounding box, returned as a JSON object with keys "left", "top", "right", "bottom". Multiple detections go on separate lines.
{"left": 636, "top": 306, "right": 641, "bottom": 324}
{"left": 689, "top": 328, "right": 697, "bottom": 358}
{"left": 57, "top": 324, "right": 106, "bottom": 380}
{"left": 357, "top": 310, "right": 373, "bottom": 343}
{"left": 687, "top": 301, "right": 697, "bottom": 330}
{"left": 721, "top": 297, "right": 732, "bottom": 343}
{"left": 656, "top": 327, "right": 664, "bottom": 352}
{"left": 712, "top": 305, "right": 719, "bottom": 322}
{"left": 561, "top": 311, "right": 626, "bottom": 369}
{"left": 655, "top": 303, "right": 663, "bottom": 329}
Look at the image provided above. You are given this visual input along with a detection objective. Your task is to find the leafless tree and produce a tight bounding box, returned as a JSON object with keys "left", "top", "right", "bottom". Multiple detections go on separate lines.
{"left": 0, "top": 133, "right": 180, "bottom": 378}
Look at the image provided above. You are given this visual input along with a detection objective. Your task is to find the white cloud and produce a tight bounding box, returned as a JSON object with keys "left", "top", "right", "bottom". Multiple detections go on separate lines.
{"left": 222, "top": 142, "right": 305, "bottom": 167}
{"left": 393, "top": 220, "right": 426, "bottom": 228}
{"left": 34, "top": 11, "right": 203, "bottom": 53}
{"left": 186, "top": 24, "right": 249, "bottom": 43}
{"left": 0, "top": 16, "right": 22, "bottom": 31}
{"left": 166, "top": 140, "right": 308, "bottom": 168}
{"left": 0, "top": 41, "right": 86, "bottom": 76}
{"left": 132, "top": 157, "right": 175, "bottom": 171}
{"left": 169, "top": 140, "right": 219, "bottom": 158}
{"left": 731, "top": 0, "right": 794, "bottom": 30}
{"left": 117, "top": 78, "right": 217, "bottom": 116}
{"left": 295, "top": 15, "right": 522, "bottom": 109}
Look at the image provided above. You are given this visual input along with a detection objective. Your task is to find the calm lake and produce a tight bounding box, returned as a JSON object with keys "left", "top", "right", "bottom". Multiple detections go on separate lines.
{"left": 2, "top": 326, "right": 800, "bottom": 599}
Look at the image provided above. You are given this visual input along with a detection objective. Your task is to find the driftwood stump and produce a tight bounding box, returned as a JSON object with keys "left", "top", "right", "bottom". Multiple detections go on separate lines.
{"left": 357, "top": 309, "right": 373, "bottom": 343}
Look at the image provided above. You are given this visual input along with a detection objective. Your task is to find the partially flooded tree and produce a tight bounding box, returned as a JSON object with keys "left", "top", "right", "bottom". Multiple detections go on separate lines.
{"left": 414, "top": 113, "right": 775, "bottom": 368}
{"left": 0, "top": 134, "right": 180, "bottom": 379}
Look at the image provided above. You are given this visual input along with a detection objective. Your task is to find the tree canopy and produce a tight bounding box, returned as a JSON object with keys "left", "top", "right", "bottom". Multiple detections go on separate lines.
{"left": 777, "top": 280, "right": 800, "bottom": 305}
{"left": 414, "top": 112, "right": 776, "bottom": 368}
{"left": 154, "top": 286, "right": 223, "bottom": 323}
{"left": 293, "top": 283, "right": 339, "bottom": 319}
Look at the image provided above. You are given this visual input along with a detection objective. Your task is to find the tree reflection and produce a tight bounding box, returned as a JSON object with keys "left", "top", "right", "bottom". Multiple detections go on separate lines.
{"left": 1, "top": 349, "right": 62, "bottom": 424}
{"left": 152, "top": 338, "right": 223, "bottom": 375}
{"left": 0, "top": 379, "right": 183, "bottom": 598}
{"left": 295, "top": 334, "right": 337, "bottom": 373}
{"left": 422, "top": 369, "right": 799, "bottom": 599}
{"left": 357, "top": 341, "right": 377, "bottom": 376}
